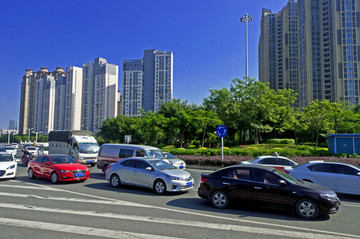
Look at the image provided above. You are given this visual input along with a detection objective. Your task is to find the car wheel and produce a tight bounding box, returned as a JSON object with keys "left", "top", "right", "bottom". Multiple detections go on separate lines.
{"left": 210, "top": 190, "right": 229, "bottom": 209}
{"left": 51, "top": 172, "right": 58, "bottom": 184}
{"left": 295, "top": 198, "right": 319, "bottom": 219}
{"left": 153, "top": 179, "right": 167, "bottom": 194}
{"left": 28, "top": 168, "right": 35, "bottom": 179}
{"left": 91, "top": 163, "right": 95, "bottom": 167}
{"left": 110, "top": 174, "right": 121, "bottom": 188}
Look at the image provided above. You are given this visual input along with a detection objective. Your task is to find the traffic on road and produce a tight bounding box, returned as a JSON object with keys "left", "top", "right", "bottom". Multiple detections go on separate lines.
{"left": 0, "top": 143, "right": 360, "bottom": 238}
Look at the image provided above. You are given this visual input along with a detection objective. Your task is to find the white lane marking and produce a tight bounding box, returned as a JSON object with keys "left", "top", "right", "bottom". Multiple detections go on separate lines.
{"left": 0, "top": 184, "right": 58, "bottom": 191}
{"left": 0, "top": 202, "right": 354, "bottom": 239}
{"left": 0, "top": 217, "right": 179, "bottom": 239}
{"left": 1, "top": 191, "right": 359, "bottom": 239}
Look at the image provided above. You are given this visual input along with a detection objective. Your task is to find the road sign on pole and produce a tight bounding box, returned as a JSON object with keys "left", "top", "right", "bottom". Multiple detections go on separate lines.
{"left": 216, "top": 125, "right": 227, "bottom": 167}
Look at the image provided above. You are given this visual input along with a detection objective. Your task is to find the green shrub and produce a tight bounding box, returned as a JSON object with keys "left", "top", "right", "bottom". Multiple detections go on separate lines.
{"left": 265, "top": 138, "right": 295, "bottom": 144}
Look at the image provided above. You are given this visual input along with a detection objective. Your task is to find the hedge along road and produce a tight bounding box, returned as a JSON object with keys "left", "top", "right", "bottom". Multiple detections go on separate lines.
{"left": 0, "top": 165, "right": 359, "bottom": 239}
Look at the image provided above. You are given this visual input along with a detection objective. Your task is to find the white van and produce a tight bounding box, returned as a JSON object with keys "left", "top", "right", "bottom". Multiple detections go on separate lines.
{"left": 97, "top": 144, "right": 163, "bottom": 172}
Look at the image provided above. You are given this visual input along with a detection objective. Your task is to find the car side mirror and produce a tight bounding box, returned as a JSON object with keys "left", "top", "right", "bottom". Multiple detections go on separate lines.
{"left": 45, "top": 162, "right": 50, "bottom": 165}
{"left": 145, "top": 167, "right": 153, "bottom": 172}
{"left": 278, "top": 180, "right": 286, "bottom": 186}
{"left": 357, "top": 172, "right": 360, "bottom": 177}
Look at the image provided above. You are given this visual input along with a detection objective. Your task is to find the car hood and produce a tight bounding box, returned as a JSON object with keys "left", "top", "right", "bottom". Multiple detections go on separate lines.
{"left": 0, "top": 161, "right": 17, "bottom": 169}
{"left": 163, "top": 169, "right": 191, "bottom": 178}
{"left": 168, "top": 159, "right": 184, "bottom": 164}
{"left": 53, "top": 163, "right": 88, "bottom": 170}
{"left": 296, "top": 180, "right": 335, "bottom": 194}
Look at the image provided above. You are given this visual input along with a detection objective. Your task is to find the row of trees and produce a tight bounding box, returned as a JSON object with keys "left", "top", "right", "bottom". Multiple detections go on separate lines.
{"left": 99, "top": 78, "right": 360, "bottom": 148}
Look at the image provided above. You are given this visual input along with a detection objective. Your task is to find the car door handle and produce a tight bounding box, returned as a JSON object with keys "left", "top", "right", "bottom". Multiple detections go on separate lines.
{"left": 222, "top": 182, "right": 230, "bottom": 185}
{"left": 254, "top": 187, "right": 262, "bottom": 190}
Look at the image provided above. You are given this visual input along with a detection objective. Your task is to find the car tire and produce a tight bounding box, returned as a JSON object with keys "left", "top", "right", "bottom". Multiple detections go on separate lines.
{"left": 91, "top": 163, "right": 95, "bottom": 167}
{"left": 110, "top": 174, "right": 121, "bottom": 188}
{"left": 153, "top": 179, "right": 167, "bottom": 194}
{"left": 51, "top": 172, "right": 58, "bottom": 184}
{"left": 210, "top": 190, "right": 229, "bottom": 209}
{"left": 295, "top": 198, "right": 319, "bottom": 219}
{"left": 28, "top": 168, "right": 35, "bottom": 179}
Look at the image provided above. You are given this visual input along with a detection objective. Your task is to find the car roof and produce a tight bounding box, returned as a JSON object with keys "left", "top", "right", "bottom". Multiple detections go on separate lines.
{"left": 255, "top": 155, "right": 290, "bottom": 160}
{"left": 217, "top": 164, "right": 275, "bottom": 172}
{"left": 301, "top": 161, "right": 359, "bottom": 168}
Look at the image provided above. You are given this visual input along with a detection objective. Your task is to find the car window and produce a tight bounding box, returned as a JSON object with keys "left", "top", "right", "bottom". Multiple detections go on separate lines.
{"left": 136, "top": 150, "right": 146, "bottom": 157}
{"left": 308, "top": 163, "right": 337, "bottom": 173}
{"left": 164, "top": 153, "right": 176, "bottom": 159}
{"left": 277, "top": 158, "right": 293, "bottom": 166}
{"left": 336, "top": 164, "right": 359, "bottom": 175}
{"left": 44, "top": 157, "right": 51, "bottom": 164}
{"left": 120, "top": 159, "right": 136, "bottom": 168}
{"left": 135, "top": 160, "right": 150, "bottom": 170}
{"left": 252, "top": 169, "right": 280, "bottom": 184}
{"left": 35, "top": 156, "right": 45, "bottom": 163}
{"left": 119, "top": 149, "right": 134, "bottom": 158}
{"left": 227, "top": 168, "right": 250, "bottom": 180}
{"left": 259, "top": 158, "right": 277, "bottom": 165}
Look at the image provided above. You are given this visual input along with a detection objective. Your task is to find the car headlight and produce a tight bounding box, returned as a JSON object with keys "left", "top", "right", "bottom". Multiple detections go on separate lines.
{"left": 60, "top": 170, "right": 71, "bottom": 173}
{"left": 6, "top": 164, "right": 16, "bottom": 170}
{"left": 320, "top": 193, "right": 337, "bottom": 200}
{"left": 167, "top": 175, "right": 180, "bottom": 180}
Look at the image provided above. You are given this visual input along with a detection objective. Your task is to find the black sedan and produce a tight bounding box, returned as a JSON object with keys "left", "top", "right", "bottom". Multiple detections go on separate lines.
{"left": 198, "top": 165, "right": 340, "bottom": 219}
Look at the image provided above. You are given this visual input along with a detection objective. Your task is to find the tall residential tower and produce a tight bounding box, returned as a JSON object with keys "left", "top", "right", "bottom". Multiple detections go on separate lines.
{"left": 122, "top": 49, "right": 173, "bottom": 116}
{"left": 259, "top": 0, "right": 360, "bottom": 107}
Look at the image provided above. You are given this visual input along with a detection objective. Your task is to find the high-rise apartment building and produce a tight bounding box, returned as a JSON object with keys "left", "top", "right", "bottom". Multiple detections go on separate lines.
{"left": 259, "top": 0, "right": 360, "bottom": 107}
{"left": 81, "top": 57, "right": 118, "bottom": 132}
{"left": 54, "top": 75, "right": 66, "bottom": 130}
{"left": 9, "top": 120, "right": 17, "bottom": 130}
{"left": 19, "top": 67, "right": 65, "bottom": 135}
{"left": 122, "top": 49, "right": 173, "bottom": 116}
{"left": 34, "top": 75, "right": 56, "bottom": 134}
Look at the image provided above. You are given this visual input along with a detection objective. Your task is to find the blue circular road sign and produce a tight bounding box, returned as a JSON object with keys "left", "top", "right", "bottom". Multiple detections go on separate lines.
{"left": 216, "top": 125, "right": 227, "bottom": 138}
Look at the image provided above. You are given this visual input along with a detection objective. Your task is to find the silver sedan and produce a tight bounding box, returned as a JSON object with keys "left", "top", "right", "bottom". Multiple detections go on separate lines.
{"left": 105, "top": 157, "right": 194, "bottom": 194}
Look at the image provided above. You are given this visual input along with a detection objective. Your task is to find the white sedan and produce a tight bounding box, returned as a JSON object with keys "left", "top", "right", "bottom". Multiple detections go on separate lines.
{"left": 241, "top": 155, "right": 298, "bottom": 170}
{"left": 0, "top": 152, "right": 17, "bottom": 179}
{"left": 162, "top": 152, "right": 186, "bottom": 169}
{"left": 4, "top": 146, "right": 16, "bottom": 156}
{"left": 285, "top": 161, "right": 360, "bottom": 196}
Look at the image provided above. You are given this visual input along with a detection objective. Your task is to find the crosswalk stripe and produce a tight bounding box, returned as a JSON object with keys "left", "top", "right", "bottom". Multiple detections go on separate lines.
{"left": 0, "top": 202, "right": 357, "bottom": 239}
{"left": 1, "top": 191, "right": 359, "bottom": 239}
{"left": 0, "top": 184, "right": 58, "bottom": 191}
{"left": 0, "top": 217, "right": 180, "bottom": 239}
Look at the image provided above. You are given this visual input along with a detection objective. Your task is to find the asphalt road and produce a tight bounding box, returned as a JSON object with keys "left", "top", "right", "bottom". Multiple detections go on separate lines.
{"left": 0, "top": 160, "right": 360, "bottom": 239}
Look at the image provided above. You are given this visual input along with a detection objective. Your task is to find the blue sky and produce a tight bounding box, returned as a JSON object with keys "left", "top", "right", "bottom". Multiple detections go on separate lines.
{"left": 0, "top": 0, "right": 288, "bottom": 130}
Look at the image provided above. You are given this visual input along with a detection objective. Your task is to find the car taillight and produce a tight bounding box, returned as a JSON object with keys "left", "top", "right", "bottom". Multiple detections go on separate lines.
{"left": 200, "top": 178, "right": 208, "bottom": 183}
{"left": 106, "top": 165, "right": 111, "bottom": 169}
{"left": 284, "top": 170, "right": 290, "bottom": 175}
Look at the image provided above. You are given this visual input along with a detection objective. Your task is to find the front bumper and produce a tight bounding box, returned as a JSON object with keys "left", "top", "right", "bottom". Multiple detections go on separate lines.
{"left": 167, "top": 179, "right": 194, "bottom": 192}
{"left": 318, "top": 196, "right": 341, "bottom": 215}
{"left": 59, "top": 170, "right": 90, "bottom": 182}
{"left": 78, "top": 158, "right": 97, "bottom": 164}
{"left": 0, "top": 168, "right": 17, "bottom": 179}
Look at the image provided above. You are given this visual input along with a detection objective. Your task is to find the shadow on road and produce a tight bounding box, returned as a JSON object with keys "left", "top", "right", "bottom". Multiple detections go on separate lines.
{"left": 166, "top": 197, "right": 331, "bottom": 222}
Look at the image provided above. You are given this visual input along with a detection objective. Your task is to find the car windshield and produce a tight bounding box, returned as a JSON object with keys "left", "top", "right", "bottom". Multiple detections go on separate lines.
{"left": 51, "top": 155, "right": 77, "bottom": 164}
{"left": 271, "top": 168, "right": 298, "bottom": 184}
{"left": 0, "top": 154, "right": 13, "bottom": 162}
{"left": 78, "top": 143, "right": 100, "bottom": 154}
{"left": 146, "top": 150, "right": 164, "bottom": 159}
{"left": 164, "top": 153, "right": 176, "bottom": 159}
{"left": 249, "top": 157, "right": 260, "bottom": 163}
{"left": 5, "top": 147, "right": 15, "bottom": 150}
{"left": 148, "top": 160, "right": 176, "bottom": 170}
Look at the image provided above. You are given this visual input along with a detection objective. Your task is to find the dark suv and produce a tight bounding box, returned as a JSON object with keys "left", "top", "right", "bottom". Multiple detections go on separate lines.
{"left": 198, "top": 165, "right": 340, "bottom": 219}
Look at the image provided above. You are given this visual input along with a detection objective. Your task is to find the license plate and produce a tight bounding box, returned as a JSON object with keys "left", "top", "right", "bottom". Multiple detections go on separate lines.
{"left": 76, "top": 173, "right": 85, "bottom": 177}
{"left": 179, "top": 165, "right": 184, "bottom": 169}
{"left": 88, "top": 160, "right": 93, "bottom": 163}
{"left": 186, "top": 182, "right": 193, "bottom": 187}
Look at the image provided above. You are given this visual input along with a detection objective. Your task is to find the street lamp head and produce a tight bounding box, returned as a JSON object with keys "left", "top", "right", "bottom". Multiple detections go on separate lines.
{"left": 240, "top": 14, "right": 253, "bottom": 23}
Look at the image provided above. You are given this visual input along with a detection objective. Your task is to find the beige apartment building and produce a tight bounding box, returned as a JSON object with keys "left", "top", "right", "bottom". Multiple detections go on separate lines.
{"left": 259, "top": 0, "right": 360, "bottom": 107}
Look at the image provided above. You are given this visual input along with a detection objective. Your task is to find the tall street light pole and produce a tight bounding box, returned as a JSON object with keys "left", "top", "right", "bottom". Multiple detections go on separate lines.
{"left": 240, "top": 13, "right": 253, "bottom": 82}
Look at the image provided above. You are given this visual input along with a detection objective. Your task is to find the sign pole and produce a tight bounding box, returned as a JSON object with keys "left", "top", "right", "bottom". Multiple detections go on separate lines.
{"left": 216, "top": 125, "right": 227, "bottom": 168}
{"left": 221, "top": 137, "right": 224, "bottom": 167}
